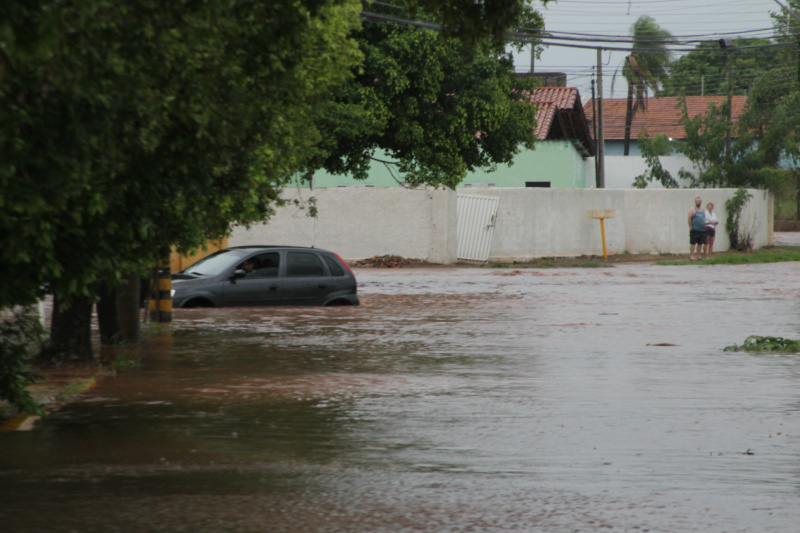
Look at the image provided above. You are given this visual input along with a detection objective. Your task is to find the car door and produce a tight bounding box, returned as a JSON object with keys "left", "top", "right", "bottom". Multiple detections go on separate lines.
{"left": 220, "top": 252, "right": 282, "bottom": 306}
{"left": 281, "top": 250, "right": 331, "bottom": 305}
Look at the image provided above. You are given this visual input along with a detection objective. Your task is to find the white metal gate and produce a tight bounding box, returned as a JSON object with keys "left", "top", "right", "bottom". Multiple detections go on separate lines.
{"left": 457, "top": 194, "right": 499, "bottom": 262}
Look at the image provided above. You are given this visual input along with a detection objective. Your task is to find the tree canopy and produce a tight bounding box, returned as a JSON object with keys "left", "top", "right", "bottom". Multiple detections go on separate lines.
{"left": 636, "top": 3, "right": 800, "bottom": 193}
{"left": 0, "top": 0, "right": 366, "bottom": 311}
{"left": 612, "top": 15, "right": 672, "bottom": 156}
{"left": 304, "top": 22, "right": 540, "bottom": 189}
{"left": 0, "top": 0, "right": 549, "bottom": 362}
{"left": 635, "top": 87, "right": 800, "bottom": 192}
{"left": 661, "top": 39, "right": 791, "bottom": 97}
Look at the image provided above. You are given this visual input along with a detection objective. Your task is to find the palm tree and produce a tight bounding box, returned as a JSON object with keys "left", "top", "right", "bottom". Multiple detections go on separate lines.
{"left": 614, "top": 16, "right": 673, "bottom": 156}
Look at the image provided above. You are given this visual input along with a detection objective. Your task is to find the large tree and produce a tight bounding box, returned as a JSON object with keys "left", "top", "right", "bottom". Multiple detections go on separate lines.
{"left": 304, "top": 22, "right": 540, "bottom": 189}
{"left": 661, "top": 39, "right": 789, "bottom": 98}
{"left": 613, "top": 16, "right": 673, "bottom": 156}
{"left": 1, "top": 0, "right": 364, "bottom": 361}
{"left": 1, "top": 0, "right": 549, "bottom": 363}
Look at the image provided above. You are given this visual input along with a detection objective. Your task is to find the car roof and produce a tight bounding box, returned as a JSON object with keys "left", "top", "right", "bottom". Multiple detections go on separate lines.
{"left": 226, "top": 246, "right": 333, "bottom": 253}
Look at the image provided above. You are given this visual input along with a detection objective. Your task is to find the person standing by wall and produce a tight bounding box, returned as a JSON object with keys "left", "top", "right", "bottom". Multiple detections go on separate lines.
{"left": 688, "top": 197, "right": 707, "bottom": 261}
{"left": 704, "top": 202, "right": 719, "bottom": 259}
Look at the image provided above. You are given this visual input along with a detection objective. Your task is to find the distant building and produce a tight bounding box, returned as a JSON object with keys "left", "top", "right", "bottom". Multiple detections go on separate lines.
{"left": 583, "top": 95, "right": 747, "bottom": 156}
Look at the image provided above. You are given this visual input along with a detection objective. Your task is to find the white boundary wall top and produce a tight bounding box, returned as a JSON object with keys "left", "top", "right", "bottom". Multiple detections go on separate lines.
{"left": 586, "top": 156, "right": 700, "bottom": 189}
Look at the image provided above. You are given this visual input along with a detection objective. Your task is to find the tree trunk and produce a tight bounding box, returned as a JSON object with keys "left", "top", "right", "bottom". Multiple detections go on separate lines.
{"left": 37, "top": 293, "right": 94, "bottom": 364}
{"left": 623, "top": 82, "right": 634, "bottom": 156}
{"left": 96, "top": 282, "right": 122, "bottom": 346}
{"left": 116, "top": 272, "right": 141, "bottom": 343}
{"left": 795, "top": 170, "right": 800, "bottom": 221}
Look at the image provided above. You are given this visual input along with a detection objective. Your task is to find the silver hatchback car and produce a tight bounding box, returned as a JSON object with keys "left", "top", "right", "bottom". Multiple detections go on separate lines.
{"left": 171, "top": 246, "right": 359, "bottom": 308}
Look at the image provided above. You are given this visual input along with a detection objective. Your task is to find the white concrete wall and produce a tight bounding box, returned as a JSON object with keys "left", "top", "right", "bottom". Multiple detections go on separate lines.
{"left": 229, "top": 187, "right": 458, "bottom": 263}
{"left": 621, "top": 189, "right": 772, "bottom": 255}
{"left": 467, "top": 188, "right": 772, "bottom": 260}
{"left": 463, "top": 189, "right": 626, "bottom": 260}
{"left": 586, "top": 156, "right": 699, "bottom": 189}
{"left": 230, "top": 187, "right": 772, "bottom": 263}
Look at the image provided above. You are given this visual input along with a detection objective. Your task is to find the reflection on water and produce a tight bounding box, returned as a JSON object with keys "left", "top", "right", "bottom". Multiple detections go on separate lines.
{"left": 2, "top": 264, "right": 800, "bottom": 532}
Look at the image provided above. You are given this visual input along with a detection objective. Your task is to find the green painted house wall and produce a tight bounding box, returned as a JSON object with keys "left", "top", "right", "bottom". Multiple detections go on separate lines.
{"left": 307, "top": 141, "right": 587, "bottom": 189}
{"left": 461, "top": 141, "right": 585, "bottom": 188}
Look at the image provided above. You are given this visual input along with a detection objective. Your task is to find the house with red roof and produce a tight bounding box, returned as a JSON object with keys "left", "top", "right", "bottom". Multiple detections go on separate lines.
{"left": 310, "top": 86, "right": 596, "bottom": 189}
{"left": 580, "top": 95, "right": 747, "bottom": 188}
{"left": 462, "top": 87, "right": 594, "bottom": 188}
{"left": 583, "top": 95, "right": 747, "bottom": 156}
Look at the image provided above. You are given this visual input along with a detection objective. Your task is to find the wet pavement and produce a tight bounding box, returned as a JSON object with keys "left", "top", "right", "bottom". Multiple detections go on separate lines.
{"left": 2, "top": 262, "right": 800, "bottom": 532}
{"left": 773, "top": 232, "right": 800, "bottom": 246}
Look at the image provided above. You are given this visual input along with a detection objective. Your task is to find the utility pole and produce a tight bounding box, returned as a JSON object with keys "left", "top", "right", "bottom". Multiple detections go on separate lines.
{"left": 719, "top": 38, "right": 734, "bottom": 159}
{"left": 591, "top": 76, "right": 598, "bottom": 184}
{"left": 596, "top": 48, "right": 605, "bottom": 189}
{"left": 530, "top": 43, "right": 535, "bottom": 74}
{"left": 726, "top": 50, "right": 733, "bottom": 157}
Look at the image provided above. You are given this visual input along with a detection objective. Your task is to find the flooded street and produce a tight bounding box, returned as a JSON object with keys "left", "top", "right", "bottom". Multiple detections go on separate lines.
{"left": 2, "top": 263, "right": 800, "bottom": 532}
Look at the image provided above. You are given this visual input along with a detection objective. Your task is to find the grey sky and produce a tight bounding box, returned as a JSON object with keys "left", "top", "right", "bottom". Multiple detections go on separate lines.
{"left": 513, "top": 0, "right": 784, "bottom": 100}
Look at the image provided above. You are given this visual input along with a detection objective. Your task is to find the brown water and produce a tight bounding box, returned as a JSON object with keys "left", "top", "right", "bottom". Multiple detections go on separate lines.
{"left": 2, "top": 263, "right": 800, "bottom": 532}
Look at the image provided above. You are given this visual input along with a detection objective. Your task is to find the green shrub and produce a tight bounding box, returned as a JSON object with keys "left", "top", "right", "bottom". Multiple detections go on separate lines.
{"left": 724, "top": 335, "right": 800, "bottom": 354}
{"left": 0, "top": 307, "right": 45, "bottom": 414}
{"left": 726, "top": 188, "right": 754, "bottom": 251}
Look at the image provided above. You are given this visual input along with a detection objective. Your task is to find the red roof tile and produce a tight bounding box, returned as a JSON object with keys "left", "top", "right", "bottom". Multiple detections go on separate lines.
{"left": 533, "top": 101, "right": 556, "bottom": 140}
{"left": 583, "top": 95, "right": 747, "bottom": 141}
{"left": 527, "top": 87, "right": 581, "bottom": 141}
{"left": 518, "top": 86, "right": 594, "bottom": 156}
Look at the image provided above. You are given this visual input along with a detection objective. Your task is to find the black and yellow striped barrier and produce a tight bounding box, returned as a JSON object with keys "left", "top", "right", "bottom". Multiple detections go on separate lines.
{"left": 148, "top": 267, "right": 172, "bottom": 322}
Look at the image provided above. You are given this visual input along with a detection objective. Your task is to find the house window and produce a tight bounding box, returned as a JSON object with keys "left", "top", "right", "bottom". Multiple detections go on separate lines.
{"left": 525, "top": 181, "right": 551, "bottom": 188}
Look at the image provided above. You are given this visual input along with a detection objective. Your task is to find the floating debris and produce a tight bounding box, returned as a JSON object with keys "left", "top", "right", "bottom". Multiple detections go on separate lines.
{"left": 351, "top": 255, "right": 424, "bottom": 268}
{"left": 724, "top": 336, "right": 800, "bottom": 354}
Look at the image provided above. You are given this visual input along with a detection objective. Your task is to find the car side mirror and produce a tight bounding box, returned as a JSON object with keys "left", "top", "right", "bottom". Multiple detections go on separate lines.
{"left": 231, "top": 269, "right": 246, "bottom": 281}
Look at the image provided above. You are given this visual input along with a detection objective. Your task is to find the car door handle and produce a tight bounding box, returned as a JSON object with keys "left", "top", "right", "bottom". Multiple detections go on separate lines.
{"left": 269, "top": 285, "right": 279, "bottom": 291}
{"left": 318, "top": 284, "right": 327, "bottom": 289}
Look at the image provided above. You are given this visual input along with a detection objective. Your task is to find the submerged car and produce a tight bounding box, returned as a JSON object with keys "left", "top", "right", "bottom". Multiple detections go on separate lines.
{"left": 171, "top": 246, "right": 359, "bottom": 308}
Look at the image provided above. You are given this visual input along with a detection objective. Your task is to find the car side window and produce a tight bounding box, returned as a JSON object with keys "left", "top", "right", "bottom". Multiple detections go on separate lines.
{"left": 322, "top": 255, "right": 344, "bottom": 276}
{"left": 286, "top": 252, "right": 324, "bottom": 277}
{"left": 239, "top": 252, "right": 280, "bottom": 278}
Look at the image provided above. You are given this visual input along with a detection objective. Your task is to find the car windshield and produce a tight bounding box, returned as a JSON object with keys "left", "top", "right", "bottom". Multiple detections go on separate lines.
{"left": 181, "top": 250, "right": 246, "bottom": 276}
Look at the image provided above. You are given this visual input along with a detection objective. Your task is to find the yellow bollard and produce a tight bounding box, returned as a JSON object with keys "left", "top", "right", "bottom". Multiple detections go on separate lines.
{"left": 587, "top": 210, "right": 616, "bottom": 259}
{"left": 148, "top": 263, "right": 172, "bottom": 322}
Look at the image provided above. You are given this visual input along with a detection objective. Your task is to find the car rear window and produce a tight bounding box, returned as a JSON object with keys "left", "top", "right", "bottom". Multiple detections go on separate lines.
{"left": 322, "top": 255, "right": 345, "bottom": 276}
{"left": 287, "top": 252, "right": 324, "bottom": 277}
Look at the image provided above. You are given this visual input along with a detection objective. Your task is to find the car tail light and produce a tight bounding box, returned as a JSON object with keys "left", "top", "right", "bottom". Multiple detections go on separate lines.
{"left": 333, "top": 253, "right": 355, "bottom": 276}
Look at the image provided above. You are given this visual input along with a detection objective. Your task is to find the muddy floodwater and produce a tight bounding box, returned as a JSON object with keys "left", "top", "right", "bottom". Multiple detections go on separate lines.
{"left": 2, "top": 263, "right": 800, "bottom": 532}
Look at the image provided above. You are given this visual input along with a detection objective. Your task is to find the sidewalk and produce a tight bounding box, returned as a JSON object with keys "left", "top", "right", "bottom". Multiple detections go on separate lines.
{"left": 773, "top": 232, "right": 800, "bottom": 246}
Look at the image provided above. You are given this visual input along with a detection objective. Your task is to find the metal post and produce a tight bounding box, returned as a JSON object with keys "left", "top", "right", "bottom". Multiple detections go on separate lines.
{"left": 726, "top": 49, "right": 733, "bottom": 158}
{"left": 596, "top": 48, "right": 605, "bottom": 189}
{"left": 591, "top": 77, "right": 598, "bottom": 184}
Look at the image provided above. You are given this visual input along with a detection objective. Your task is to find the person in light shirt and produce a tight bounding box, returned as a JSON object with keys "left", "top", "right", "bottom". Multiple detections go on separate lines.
{"left": 704, "top": 202, "right": 719, "bottom": 259}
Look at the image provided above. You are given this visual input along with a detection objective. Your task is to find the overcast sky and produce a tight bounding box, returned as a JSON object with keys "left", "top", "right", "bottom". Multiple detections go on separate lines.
{"left": 513, "top": 0, "right": 787, "bottom": 100}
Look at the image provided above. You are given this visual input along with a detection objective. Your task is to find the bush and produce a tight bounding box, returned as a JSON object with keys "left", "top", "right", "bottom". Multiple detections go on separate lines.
{"left": 0, "top": 306, "right": 45, "bottom": 414}
{"left": 725, "top": 188, "right": 754, "bottom": 251}
{"left": 724, "top": 335, "right": 800, "bottom": 354}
